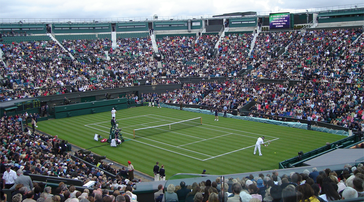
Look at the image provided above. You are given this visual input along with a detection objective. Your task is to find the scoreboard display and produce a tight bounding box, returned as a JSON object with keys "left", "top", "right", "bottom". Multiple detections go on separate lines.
{"left": 269, "top": 12, "right": 290, "bottom": 29}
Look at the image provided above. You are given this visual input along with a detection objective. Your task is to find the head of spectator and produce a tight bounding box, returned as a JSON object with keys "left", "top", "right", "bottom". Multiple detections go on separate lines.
{"left": 25, "top": 191, "right": 35, "bottom": 200}
{"left": 353, "top": 177, "right": 363, "bottom": 193}
{"left": 207, "top": 192, "right": 218, "bottom": 202}
{"left": 19, "top": 187, "right": 28, "bottom": 195}
{"left": 239, "top": 190, "right": 252, "bottom": 202}
{"left": 12, "top": 193, "right": 22, "bottom": 202}
{"left": 321, "top": 181, "right": 341, "bottom": 201}
{"left": 342, "top": 187, "right": 358, "bottom": 199}
{"left": 180, "top": 181, "right": 186, "bottom": 188}
{"left": 102, "top": 195, "right": 112, "bottom": 202}
{"left": 115, "top": 195, "right": 125, "bottom": 202}
{"left": 232, "top": 182, "right": 242, "bottom": 195}
{"left": 346, "top": 175, "right": 355, "bottom": 188}
{"left": 282, "top": 184, "right": 297, "bottom": 202}
{"left": 193, "top": 192, "right": 203, "bottom": 202}
{"left": 256, "top": 179, "right": 264, "bottom": 189}
{"left": 270, "top": 185, "right": 282, "bottom": 202}
{"left": 166, "top": 184, "right": 175, "bottom": 194}
{"left": 79, "top": 199, "right": 90, "bottom": 202}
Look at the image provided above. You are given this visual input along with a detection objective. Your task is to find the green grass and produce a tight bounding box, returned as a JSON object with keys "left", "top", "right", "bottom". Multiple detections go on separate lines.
{"left": 37, "top": 106, "right": 344, "bottom": 179}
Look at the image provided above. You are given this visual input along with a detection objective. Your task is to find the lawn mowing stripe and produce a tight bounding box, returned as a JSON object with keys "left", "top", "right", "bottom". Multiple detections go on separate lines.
{"left": 37, "top": 106, "right": 345, "bottom": 178}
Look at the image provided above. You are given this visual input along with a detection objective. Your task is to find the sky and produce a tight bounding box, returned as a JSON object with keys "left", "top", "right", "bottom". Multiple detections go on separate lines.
{"left": 0, "top": 0, "right": 363, "bottom": 21}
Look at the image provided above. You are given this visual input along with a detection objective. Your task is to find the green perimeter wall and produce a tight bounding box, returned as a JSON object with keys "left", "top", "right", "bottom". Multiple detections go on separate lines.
{"left": 54, "top": 98, "right": 138, "bottom": 119}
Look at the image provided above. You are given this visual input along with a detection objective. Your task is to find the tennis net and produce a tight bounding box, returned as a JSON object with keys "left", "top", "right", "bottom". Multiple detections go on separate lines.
{"left": 133, "top": 117, "right": 202, "bottom": 138}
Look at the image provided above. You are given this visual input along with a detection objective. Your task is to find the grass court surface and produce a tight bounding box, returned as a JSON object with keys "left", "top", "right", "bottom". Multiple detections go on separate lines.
{"left": 37, "top": 106, "right": 344, "bottom": 179}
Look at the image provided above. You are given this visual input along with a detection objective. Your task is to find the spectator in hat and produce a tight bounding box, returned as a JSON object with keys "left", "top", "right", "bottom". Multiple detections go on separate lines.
{"left": 176, "top": 181, "right": 190, "bottom": 202}
{"left": 127, "top": 161, "right": 134, "bottom": 181}
{"left": 3, "top": 164, "right": 17, "bottom": 189}
{"left": 10, "top": 169, "right": 33, "bottom": 192}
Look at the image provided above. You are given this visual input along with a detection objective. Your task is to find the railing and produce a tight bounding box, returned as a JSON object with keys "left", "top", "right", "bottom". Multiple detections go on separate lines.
{"left": 1, "top": 3, "right": 363, "bottom": 24}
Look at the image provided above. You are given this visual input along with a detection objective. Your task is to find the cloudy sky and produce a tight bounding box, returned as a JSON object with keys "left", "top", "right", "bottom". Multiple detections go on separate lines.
{"left": 1, "top": 0, "right": 363, "bottom": 21}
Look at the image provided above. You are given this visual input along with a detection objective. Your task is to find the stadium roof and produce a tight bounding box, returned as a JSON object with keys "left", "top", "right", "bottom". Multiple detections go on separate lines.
{"left": 213, "top": 11, "right": 257, "bottom": 18}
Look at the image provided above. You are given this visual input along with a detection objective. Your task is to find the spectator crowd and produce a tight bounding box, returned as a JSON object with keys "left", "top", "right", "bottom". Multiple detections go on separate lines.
{"left": 155, "top": 165, "right": 364, "bottom": 202}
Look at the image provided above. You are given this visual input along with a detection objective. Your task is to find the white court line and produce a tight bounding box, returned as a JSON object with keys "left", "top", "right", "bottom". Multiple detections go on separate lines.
{"left": 87, "top": 125, "right": 211, "bottom": 160}
{"left": 91, "top": 116, "right": 205, "bottom": 141}
{"left": 85, "top": 114, "right": 150, "bottom": 126}
{"left": 150, "top": 114, "right": 271, "bottom": 138}
{"left": 85, "top": 114, "right": 279, "bottom": 161}
{"left": 178, "top": 133, "right": 233, "bottom": 147}
{"left": 98, "top": 125, "right": 204, "bottom": 141}
{"left": 147, "top": 114, "right": 261, "bottom": 140}
{"left": 201, "top": 137, "right": 280, "bottom": 161}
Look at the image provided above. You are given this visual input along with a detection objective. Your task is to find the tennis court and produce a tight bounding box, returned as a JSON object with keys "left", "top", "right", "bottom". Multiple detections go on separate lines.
{"left": 85, "top": 114, "right": 279, "bottom": 161}
{"left": 38, "top": 106, "right": 344, "bottom": 176}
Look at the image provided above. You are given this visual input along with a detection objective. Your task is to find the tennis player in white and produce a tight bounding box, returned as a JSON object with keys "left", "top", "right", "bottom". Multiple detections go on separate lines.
{"left": 254, "top": 136, "right": 267, "bottom": 156}
{"left": 111, "top": 108, "right": 117, "bottom": 119}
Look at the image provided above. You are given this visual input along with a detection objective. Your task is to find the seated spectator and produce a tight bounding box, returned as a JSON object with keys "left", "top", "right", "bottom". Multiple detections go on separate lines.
{"left": 341, "top": 187, "right": 358, "bottom": 200}
{"left": 164, "top": 184, "right": 178, "bottom": 202}
{"left": 227, "top": 183, "right": 242, "bottom": 202}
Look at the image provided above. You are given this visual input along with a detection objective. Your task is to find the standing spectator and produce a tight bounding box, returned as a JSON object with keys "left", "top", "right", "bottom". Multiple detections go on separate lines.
{"left": 164, "top": 184, "right": 178, "bottom": 202}
{"left": 176, "top": 181, "right": 190, "bottom": 202}
{"left": 127, "top": 161, "right": 134, "bottom": 181}
{"left": 3, "top": 164, "right": 17, "bottom": 189}
{"left": 154, "top": 184, "right": 164, "bottom": 202}
{"left": 159, "top": 165, "right": 165, "bottom": 181}
{"left": 10, "top": 169, "right": 33, "bottom": 192}
{"left": 153, "top": 162, "right": 160, "bottom": 181}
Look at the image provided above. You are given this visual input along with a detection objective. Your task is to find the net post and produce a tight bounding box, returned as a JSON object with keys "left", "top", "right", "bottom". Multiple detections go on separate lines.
{"left": 200, "top": 117, "right": 202, "bottom": 125}
{"left": 133, "top": 130, "right": 135, "bottom": 139}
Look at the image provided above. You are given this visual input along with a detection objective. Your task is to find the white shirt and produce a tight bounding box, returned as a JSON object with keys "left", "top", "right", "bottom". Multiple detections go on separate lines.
{"left": 3, "top": 169, "right": 17, "bottom": 184}
{"left": 111, "top": 109, "right": 116, "bottom": 117}
{"left": 256, "top": 137, "right": 264, "bottom": 145}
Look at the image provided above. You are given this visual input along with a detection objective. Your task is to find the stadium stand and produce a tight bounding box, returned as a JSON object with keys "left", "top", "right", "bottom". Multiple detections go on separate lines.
{"left": 1, "top": 4, "right": 364, "bottom": 202}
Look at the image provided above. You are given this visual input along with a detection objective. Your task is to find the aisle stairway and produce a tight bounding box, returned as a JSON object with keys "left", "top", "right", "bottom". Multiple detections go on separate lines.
{"left": 248, "top": 26, "right": 260, "bottom": 57}
{"left": 47, "top": 33, "right": 75, "bottom": 60}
